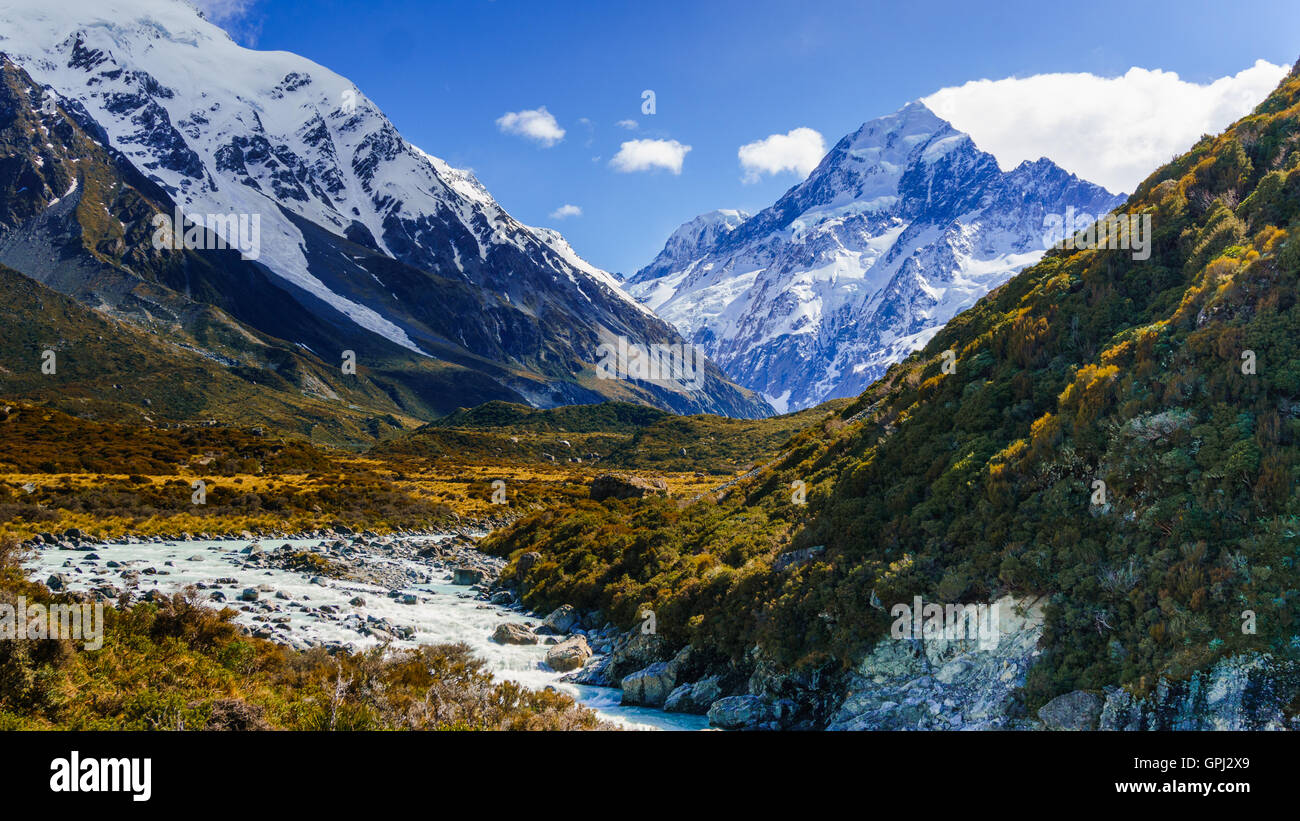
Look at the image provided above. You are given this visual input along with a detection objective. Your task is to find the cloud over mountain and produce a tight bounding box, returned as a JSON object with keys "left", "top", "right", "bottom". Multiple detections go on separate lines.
{"left": 923, "top": 60, "right": 1289, "bottom": 193}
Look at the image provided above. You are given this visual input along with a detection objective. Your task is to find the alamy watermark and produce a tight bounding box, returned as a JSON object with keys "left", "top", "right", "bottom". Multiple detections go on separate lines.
{"left": 50, "top": 751, "right": 151, "bottom": 802}
{"left": 1, "top": 596, "right": 104, "bottom": 650}
{"left": 596, "top": 337, "right": 707, "bottom": 391}
{"left": 1043, "top": 208, "right": 1152, "bottom": 261}
{"left": 890, "top": 596, "right": 1000, "bottom": 650}
{"left": 152, "top": 206, "right": 262, "bottom": 261}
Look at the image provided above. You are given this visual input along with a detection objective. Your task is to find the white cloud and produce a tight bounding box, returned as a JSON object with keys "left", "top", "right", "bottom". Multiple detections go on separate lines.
{"left": 549, "top": 204, "right": 582, "bottom": 219}
{"left": 737, "top": 127, "right": 827, "bottom": 183}
{"left": 922, "top": 60, "right": 1289, "bottom": 194}
{"left": 610, "top": 139, "right": 691, "bottom": 174}
{"left": 616, "top": 119, "right": 639, "bottom": 130}
{"left": 496, "top": 107, "right": 566, "bottom": 147}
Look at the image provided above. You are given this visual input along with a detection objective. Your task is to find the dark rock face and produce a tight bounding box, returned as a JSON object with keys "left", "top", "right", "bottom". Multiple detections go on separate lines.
{"left": 621, "top": 661, "right": 679, "bottom": 708}
{"left": 1098, "top": 654, "right": 1300, "bottom": 731}
{"left": 589, "top": 474, "right": 670, "bottom": 501}
{"left": 772, "top": 545, "right": 826, "bottom": 572}
{"left": 516, "top": 552, "right": 541, "bottom": 573}
{"left": 598, "top": 633, "right": 670, "bottom": 685}
{"left": 707, "top": 695, "right": 798, "bottom": 731}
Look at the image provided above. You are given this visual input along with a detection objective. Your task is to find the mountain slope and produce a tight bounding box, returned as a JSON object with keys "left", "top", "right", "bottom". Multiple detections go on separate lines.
{"left": 628, "top": 102, "right": 1122, "bottom": 412}
{"left": 487, "top": 59, "right": 1300, "bottom": 727}
{"left": 0, "top": 0, "right": 770, "bottom": 418}
{"left": 0, "top": 52, "right": 523, "bottom": 432}
{"left": 0, "top": 259, "right": 412, "bottom": 440}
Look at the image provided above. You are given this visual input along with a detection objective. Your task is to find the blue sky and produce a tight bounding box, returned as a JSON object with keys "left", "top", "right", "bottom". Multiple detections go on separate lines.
{"left": 212, "top": 0, "right": 1300, "bottom": 275}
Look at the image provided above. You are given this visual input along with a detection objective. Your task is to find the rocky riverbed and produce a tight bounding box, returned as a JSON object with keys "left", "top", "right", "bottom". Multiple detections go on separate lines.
{"left": 21, "top": 528, "right": 706, "bottom": 730}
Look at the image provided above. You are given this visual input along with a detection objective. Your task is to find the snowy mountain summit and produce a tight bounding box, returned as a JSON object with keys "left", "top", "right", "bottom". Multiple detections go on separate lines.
{"left": 627, "top": 101, "right": 1125, "bottom": 412}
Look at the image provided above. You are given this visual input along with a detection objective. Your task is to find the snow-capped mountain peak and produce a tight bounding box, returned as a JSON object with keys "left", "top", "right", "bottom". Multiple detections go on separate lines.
{"left": 0, "top": 0, "right": 655, "bottom": 344}
{"left": 627, "top": 101, "right": 1124, "bottom": 413}
{"left": 630, "top": 209, "right": 750, "bottom": 311}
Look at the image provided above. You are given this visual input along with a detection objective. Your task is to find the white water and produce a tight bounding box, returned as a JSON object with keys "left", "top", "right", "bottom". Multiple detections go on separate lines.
{"left": 25, "top": 536, "right": 709, "bottom": 731}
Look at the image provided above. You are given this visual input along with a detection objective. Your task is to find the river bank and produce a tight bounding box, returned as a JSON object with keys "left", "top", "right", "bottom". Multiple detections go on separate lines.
{"left": 21, "top": 529, "right": 707, "bottom": 730}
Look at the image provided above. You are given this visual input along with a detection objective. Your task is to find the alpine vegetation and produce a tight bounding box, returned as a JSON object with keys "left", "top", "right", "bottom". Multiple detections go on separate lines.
{"left": 1043, "top": 207, "right": 1153, "bottom": 260}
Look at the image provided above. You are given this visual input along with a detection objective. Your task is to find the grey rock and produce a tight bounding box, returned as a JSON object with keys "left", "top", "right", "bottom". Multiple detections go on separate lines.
{"left": 621, "top": 661, "right": 679, "bottom": 707}
{"left": 542, "top": 604, "right": 579, "bottom": 634}
{"left": 664, "top": 675, "right": 724, "bottom": 714}
{"left": 606, "top": 632, "right": 670, "bottom": 683}
{"left": 1038, "top": 690, "right": 1103, "bottom": 731}
{"left": 708, "top": 695, "right": 776, "bottom": 730}
{"left": 1098, "top": 653, "right": 1300, "bottom": 731}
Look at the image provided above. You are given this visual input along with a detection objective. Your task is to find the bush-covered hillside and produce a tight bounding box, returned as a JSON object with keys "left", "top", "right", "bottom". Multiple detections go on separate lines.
{"left": 487, "top": 60, "right": 1300, "bottom": 709}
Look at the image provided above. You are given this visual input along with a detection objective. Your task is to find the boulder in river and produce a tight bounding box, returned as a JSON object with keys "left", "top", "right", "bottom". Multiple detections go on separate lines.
{"left": 453, "top": 567, "right": 485, "bottom": 585}
{"left": 542, "top": 604, "right": 579, "bottom": 634}
{"left": 491, "top": 623, "right": 538, "bottom": 645}
{"left": 621, "top": 661, "right": 679, "bottom": 707}
{"left": 707, "top": 695, "right": 778, "bottom": 730}
{"left": 545, "top": 636, "right": 592, "bottom": 672}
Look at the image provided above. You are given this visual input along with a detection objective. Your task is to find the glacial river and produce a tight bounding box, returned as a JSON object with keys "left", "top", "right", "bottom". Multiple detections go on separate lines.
{"left": 25, "top": 535, "right": 708, "bottom": 730}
